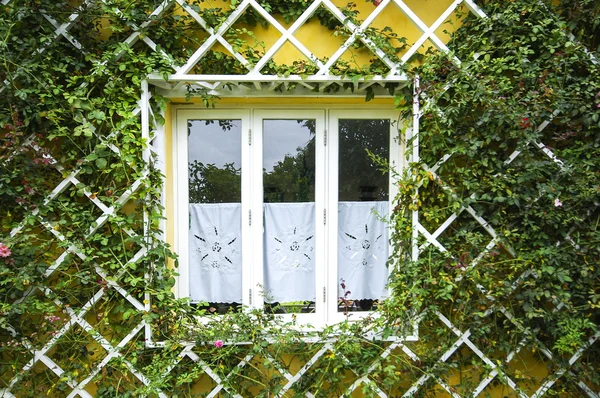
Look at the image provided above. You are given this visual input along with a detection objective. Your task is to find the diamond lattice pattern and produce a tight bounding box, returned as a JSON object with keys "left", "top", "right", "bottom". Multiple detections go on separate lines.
{"left": 1, "top": 0, "right": 598, "bottom": 397}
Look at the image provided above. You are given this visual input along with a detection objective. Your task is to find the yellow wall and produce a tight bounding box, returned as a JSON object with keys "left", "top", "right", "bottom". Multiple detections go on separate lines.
{"left": 194, "top": 0, "right": 462, "bottom": 67}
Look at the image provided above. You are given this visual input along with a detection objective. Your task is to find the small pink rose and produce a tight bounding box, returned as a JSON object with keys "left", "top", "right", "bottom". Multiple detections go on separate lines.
{"left": 0, "top": 243, "right": 11, "bottom": 258}
{"left": 214, "top": 340, "right": 223, "bottom": 348}
{"left": 373, "top": 0, "right": 382, "bottom": 5}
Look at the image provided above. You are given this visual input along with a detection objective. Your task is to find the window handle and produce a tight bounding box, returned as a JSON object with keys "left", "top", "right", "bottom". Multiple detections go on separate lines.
{"left": 323, "top": 287, "right": 326, "bottom": 303}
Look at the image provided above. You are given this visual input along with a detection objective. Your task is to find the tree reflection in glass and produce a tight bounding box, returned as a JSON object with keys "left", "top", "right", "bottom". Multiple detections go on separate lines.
{"left": 188, "top": 120, "right": 241, "bottom": 204}
{"left": 339, "top": 119, "right": 389, "bottom": 202}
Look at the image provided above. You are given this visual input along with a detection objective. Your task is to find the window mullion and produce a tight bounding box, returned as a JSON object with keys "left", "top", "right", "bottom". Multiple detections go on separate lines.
{"left": 388, "top": 117, "right": 403, "bottom": 277}
{"left": 250, "top": 111, "right": 265, "bottom": 310}
{"left": 325, "top": 111, "right": 340, "bottom": 323}
{"left": 314, "top": 110, "right": 327, "bottom": 327}
{"left": 241, "top": 110, "right": 255, "bottom": 309}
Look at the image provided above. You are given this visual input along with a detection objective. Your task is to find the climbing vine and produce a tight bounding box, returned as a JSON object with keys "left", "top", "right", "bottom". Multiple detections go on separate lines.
{"left": 1, "top": 0, "right": 599, "bottom": 397}
{"left": 384, "top": 0, "right": 600, "bottom": 395}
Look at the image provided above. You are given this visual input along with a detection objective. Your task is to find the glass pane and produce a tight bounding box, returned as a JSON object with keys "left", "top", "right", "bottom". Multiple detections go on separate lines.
{"left": 263, "top": 119, "right": 316, "bottom": 314}
{"left": 338, "top": 119, "right": 389, "bottom": 313}
{"left": 188, "top": 120, "right": 241, "bottom": 204}
{"left": 338, "top": 119, "right": 389, "bottom": 202}
{"left": 188, "top": 119, "right": 242, "bottom": 314}
{"left": 263, "top": 119, "right": 316, "bottom": 203}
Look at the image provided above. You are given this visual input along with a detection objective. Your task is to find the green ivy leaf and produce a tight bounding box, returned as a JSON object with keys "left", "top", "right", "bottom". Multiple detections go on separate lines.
{"left": 95, "top": 158, "right": 108, "bottom": 169}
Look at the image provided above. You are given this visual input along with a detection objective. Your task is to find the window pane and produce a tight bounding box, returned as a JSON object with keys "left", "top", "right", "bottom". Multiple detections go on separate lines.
{"left": 338, "top": 119, "right": 389, "bottom": 313}
{"left": 188, "top": 119, "right": 242, "bottom": 313}
{"left": 263, "top": 119, "right": 316, "bottom": 314}
{"left": 263, "top": 119, "right": 315, "bottom": 203}
{"left": 338, "top": 119, "right": 389, "bottom": 202}
{"left": 188, "top": 120, "right": 241, "bottom": 204}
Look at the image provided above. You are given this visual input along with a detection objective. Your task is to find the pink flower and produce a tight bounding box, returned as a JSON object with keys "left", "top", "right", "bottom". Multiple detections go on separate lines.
{"left": 0, "top": 243, "right": 11, "bottom": 258}
{"left": 554, "top": 198, "right": 562, "bottom": 207}
{"left": 44, "top": 314, "right": 61, "bottom": 323}
{"left": 373, "top": 0, "right": 382, "bottom": 5}
{"left": 33, "top": 157, "right": 52, "bottom": 165}
{"left": 214, "top": 340, "right": 224, "bottom": 348}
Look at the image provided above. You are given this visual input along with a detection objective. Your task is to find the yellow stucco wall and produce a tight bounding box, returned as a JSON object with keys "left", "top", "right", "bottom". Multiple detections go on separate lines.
{"left": 191, "top": 0, "right": 463, "bottom": 66}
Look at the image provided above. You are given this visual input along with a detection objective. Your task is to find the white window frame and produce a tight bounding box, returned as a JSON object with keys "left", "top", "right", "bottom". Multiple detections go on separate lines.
{"left": 327, "top": 110, "right": 403, "bottom": 324}
{"left": 174, "top": 109, "right": 252, "bottom": 307}
{"left": 251, "top": 109, "right": 327, "bottom": 326}
{"left": 173, "top": 105, "right": 403, "bottom": 327}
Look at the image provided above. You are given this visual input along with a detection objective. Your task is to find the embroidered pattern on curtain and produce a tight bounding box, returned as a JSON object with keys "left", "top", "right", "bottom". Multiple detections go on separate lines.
{"left": 264, "top": 202, "right": 316, "bottom": 302}
{"left": 338, "top": 201, "right": 389, "bottom": 300}
{"left": 189, "top": 202, "right": 388, "bottom": 303}
{"left": 189, "top": 203, "right": 243, "bottom": 303}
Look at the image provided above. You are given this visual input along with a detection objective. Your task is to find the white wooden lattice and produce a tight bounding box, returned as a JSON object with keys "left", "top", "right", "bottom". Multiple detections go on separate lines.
{"left": 2, "top": 0, "right": 599, "bottom": 397}
{"left": 406, "top": 53, "right": 600, "bottom": 398}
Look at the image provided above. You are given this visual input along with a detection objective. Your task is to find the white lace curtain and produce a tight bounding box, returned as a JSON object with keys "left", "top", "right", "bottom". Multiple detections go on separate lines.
{"left": 189, "top": 203, "right": 243, "bottom": 304}
{"left": 338, "top": 201, "right": 389, "bottom": 301}
{"left": 264, "top": 203, "right": 316, "bottom": 302}
{"left": 189, "top": 202, "right": 388, "bottom": 304}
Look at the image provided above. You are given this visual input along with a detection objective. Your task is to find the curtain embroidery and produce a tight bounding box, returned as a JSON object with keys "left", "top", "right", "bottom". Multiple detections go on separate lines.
{"left": 189, "top": 203, "right": 242, "bottom": 303}
{"left": 338, "top": 201, "right": 389, "bottom": 300}
{"left": 193, "top": 226, "right": 238, "bottom": 275}
{"left": 264, "top": 203, "right": 316, "bottom": 302}
{"left": 188, "top": 202, "right": 388, "bottom": 303}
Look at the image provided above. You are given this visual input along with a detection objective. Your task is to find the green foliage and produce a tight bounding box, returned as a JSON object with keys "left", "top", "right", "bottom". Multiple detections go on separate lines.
{"left": 385, "top": 0, "right": 600, "bottom": 394}
{"left": 1, "top": 0, "right": 599, "bottom": 396}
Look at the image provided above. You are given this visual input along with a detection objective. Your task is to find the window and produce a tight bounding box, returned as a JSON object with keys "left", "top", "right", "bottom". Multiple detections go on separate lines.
{"left": 173, "top": 106, "right": 402, "bottom": 326}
